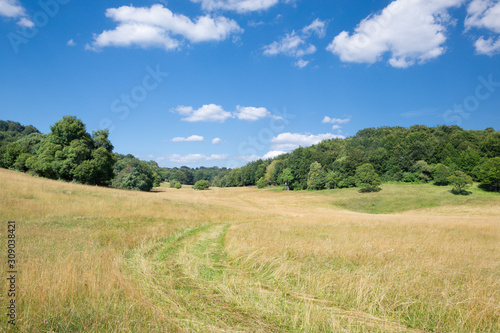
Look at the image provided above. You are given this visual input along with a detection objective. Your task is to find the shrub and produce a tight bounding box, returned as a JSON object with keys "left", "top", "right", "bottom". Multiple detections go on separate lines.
{"left": 256, "top": 177, "right": 267, "bottom": 189}
{"left": 355, "top": 163, "right": 382, "bottom": 192}
{"left": 194, "top": 180, "right": 210, "bottom": 190}
{"left": 447, "top": 171, "right": 473, "bottom": 195}
{"left": 433, "top": 164, "right": 450, "bottom": 186}
{"left": 478, "top": 157, "right": 500, "bottom": 192}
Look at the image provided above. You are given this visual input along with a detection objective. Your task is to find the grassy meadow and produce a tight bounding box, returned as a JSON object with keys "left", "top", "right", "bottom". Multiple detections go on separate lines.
{"left": 1, "top": 168, "right": 499, "bottom": 332}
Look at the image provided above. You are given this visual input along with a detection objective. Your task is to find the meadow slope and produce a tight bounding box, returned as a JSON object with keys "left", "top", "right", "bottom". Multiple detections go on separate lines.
{"left": 0, "top": 168, "right": 499, "bottom": 332}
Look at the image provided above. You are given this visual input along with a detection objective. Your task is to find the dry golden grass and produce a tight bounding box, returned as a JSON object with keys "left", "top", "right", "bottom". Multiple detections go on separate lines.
{"left": 0, "top": 168, "right": 499, "bottom": 332}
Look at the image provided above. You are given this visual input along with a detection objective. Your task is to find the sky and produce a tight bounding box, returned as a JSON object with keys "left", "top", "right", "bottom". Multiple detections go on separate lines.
{"left": 1, "top": 0, "right": 499, "bottom": 168}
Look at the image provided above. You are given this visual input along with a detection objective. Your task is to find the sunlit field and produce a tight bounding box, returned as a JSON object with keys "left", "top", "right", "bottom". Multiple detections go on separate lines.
{"left": 1, "top": 168, "right": 499, "bottom": 332}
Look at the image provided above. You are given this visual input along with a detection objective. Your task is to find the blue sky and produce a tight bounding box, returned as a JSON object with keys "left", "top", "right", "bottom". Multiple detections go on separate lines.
{"left": 1, "top": 0, "right": 499, "bottom": 168}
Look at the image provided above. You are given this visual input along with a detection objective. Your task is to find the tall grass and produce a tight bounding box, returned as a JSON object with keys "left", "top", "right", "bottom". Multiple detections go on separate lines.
{"left": 1, "top": 169, "right": 499, "bottom": 332}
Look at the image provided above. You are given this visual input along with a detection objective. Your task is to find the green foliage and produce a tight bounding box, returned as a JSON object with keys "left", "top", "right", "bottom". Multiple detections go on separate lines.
{"left": 256, "top": 177, "right": 267, "bottom": 189}
{"left": 355, "top": 163, "right": 382, "bottom": 192}
{"left": 112, "top": 154, "right": 159, "bottom": 192}
{"left": 433, "top": 164, "right": 450, "bottom": 186}
{"left": 478, "top": 157, "right": 500, "bottom": 192}
{"left": 169, "top": 181, "right": 182, "bottom": 189}
{"left": 447, "top": 171, "right": 473, "bottom": 195}
{"left": 0, "top": 120, "right": 41, "bottom": 148}
{"left": 307, "top": 162, "right": 326, "bottom": 190}
{"left": 325, "top": 171, "right": 342, "bottom": 189}
{"left": 0, "top": 117, "right": 116, "bottom": 186}
{"left": 194, "top": 180, "right": 210, "bottom": 190}
{"left": 278, "top": 168, "right": 294, "bottom": 190}
{"left": 121, "top": 169, "right": 153, "bottom": 192}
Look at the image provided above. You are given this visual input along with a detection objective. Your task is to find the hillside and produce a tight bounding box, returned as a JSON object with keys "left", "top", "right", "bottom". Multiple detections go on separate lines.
{"left": 218, "top": 125, "right": 500, "bottom": 190}
{"left": 1, "top": 168, "right": 499, "bottom": 332}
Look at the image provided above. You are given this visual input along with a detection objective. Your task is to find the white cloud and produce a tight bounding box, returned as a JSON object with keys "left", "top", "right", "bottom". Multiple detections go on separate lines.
{"left": 236, "top": 150, "right": 287, "bottom": 163}
{"left": 166, "top": 153, "right": 228, "bottom": 165}
{"left": 322, "top": 116, "right": 351, "bottom": 124}
{"left": 173, "top": 104, "right": 233, "bottom": 123}
{"left": 0, "top": 0, "right": 33, "bottom": 27}
{"left": 67, "top": 39, "right": 76, "bottom": 46}
{"left": 263, "top": 31, "right": 316, "bottom": 58}
{"left": 171, "top": 135, "right": 205, "bottom": 142}
{"left": 234, "top": 106, "right": 282, "bottom": 121}
{"left": 173, "top": 104, "right": 280, "bottom": 122}
{"left": 0, "top": 0, "right": 24, "bottom": 17}
{"left": 302, "top": 18, "right": 327, "bottom": 38}
{"left": 294, "top": 59, "right": 309, "bottom": 68}
{"left": 191, "top": 0, "right": 280, "bottom": 13}
{"left": 87, "top": 4, "right": 242, "bottom": 51}
{"left": 465, "top": 0, "right": 500, "bottom": 55}
{"left": 262, "top": 150, "right": 287, "bottom": 159}
{"left": 331, "top": 125, "right": 342, "bottom": 130}
{"left": 327, "top": 0, "right": 464, "bottom": 68}
{"left": 271, "top": 132, "right": 345, "bottom": 151}
{"left": 263, "top": 18, "right": 325, "bottom": 67}
{"left": 212, "top": 137, "right": 222, "bottom": 145}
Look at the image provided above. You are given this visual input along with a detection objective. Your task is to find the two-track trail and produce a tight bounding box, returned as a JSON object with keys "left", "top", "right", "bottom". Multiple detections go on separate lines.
{"left": 123, "top": 222, "right": 424, "bottom": 332}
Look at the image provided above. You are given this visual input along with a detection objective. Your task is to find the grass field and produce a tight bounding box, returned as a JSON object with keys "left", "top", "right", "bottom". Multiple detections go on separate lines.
{"left": 1, "top": 168, "right": 499, "bottom": 332}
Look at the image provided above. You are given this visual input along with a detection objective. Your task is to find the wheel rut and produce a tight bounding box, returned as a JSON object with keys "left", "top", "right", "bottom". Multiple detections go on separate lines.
{"left": 123, "top": 224, "right": 423, "bottom": 332}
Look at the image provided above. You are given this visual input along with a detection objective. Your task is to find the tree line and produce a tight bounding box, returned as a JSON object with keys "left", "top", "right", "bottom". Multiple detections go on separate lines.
{"left": 218, "top": 125, "right": 500, "bottom": 192}
{"left": 0, "top": 117, "right": 228, "bottom": 191}
{"left": 1, "top": 119, "right": 499, "bottom": 192}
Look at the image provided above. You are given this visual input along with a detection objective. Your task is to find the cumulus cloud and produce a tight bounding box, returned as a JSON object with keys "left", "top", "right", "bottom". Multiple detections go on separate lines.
{"left": 67, "top": 39, "right": 76, "bottom": 46}
{"left": 302, "top": 18, "right": 327, "bottom": 38}
{"left": 173, "top": 104, "right": 280, "bottom": 122}
{"left": 0, "top": 0, "right": 33, "bottom": 27}
{"left": 212, "top": 137, "right": 222, "bottom": 144}
{"left": 327, "top": 0, "right": 464, "bottom": 68}
{"left": 294, "top": 59, "right": 309, "bottom": 68}
{"left": 87, "top": 4, "right": 242, "bottom": 51}
{"left": 234, "top": 106, "right": 282, "bottom": 121}
{"left": 271, "top": 132, "right": 345, "bottom": 151}
{"left": 322, "top": 116, "right": 351, "bottom": 124}
{"left": 263, "top": 18, "right": 326, "bottom": 67}
{"left": 263, "top": 31, "right": 316, "bottom": 57}
{"left": 173, "top": 104, "right": 233, "bottom": 123}
{"left": 465, "top": 0, "right": 500, "bottom": 55}
{"left": 262, "top": 150, "right": 287, "bottom": 159}
{"left": 171, "top": 135, "right": 205, "bottom": 142}
{"left": 236, "top": 150, "right": 287, "bottom": 163}
{"left": 166, "top": 153, "right": 228, "bottom": 165}
{"left": 191, "top": 0, "right": 280, "bottom": 13}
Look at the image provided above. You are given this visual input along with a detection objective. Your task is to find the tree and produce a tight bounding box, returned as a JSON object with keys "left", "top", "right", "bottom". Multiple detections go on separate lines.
{"left": 307, "top": 162, "right": 326, "bottom": 190}
{"left": 279, "top": 168, "right": 294, "bottom": 191}
{"left": 121, "top": 169, "right": 153, "bottom": 192}
{"left": 478, "top": 157, "right": 500, "bottom": 192}
{"left": 355, "top": 163, "right": 382, "bottom": 192}
{"left": 433, "top": 164, "right": 450, "bottom": 186}
{"left": 411, "top": 160, "right": 432, "bottom": 183}
{"left": 194, "top": 180, "right": 210, "bottom": 190}
{"left": 325, "top": 171, "right": 342, "bottom": 189}
{"left": 256, "top": 177, "right": 267, "bottom": 189}
{"left": 447, "top": 171, "right": 473, "bottom": 195}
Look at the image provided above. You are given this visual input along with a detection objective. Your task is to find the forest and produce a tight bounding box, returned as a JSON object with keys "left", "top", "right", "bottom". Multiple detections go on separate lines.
{"left": 1, "top": 117, "right": 499, "bottom": 192}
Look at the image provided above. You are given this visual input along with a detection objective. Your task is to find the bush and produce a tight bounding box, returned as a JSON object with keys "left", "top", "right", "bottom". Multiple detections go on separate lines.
{"left": 478, "top": 157, "right": 500, "bottom": 192}
{"left": 174, "top": 182, "right": 182, "bottom": 189}
{"left": 433, "top": 164, "right": 450, "bottom": 186}
{"left": 194, "top": 180, "right": 210, "bottom": 190}
{"left": 355, "top": 163, "right": 382, "bottom": 192}
{"left": 256, "top": 177, "right": 267, "bottom": 189}
{"left": 447, "top": 171, "right": 473, "bottom": 195}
